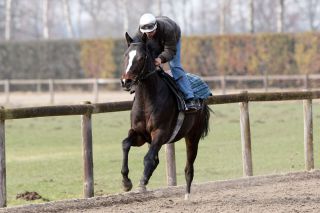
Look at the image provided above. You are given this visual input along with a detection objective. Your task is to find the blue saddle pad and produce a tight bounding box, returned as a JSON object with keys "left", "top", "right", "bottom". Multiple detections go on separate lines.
{"left": 186, "top": 73, "right": 212, "bottom": 99}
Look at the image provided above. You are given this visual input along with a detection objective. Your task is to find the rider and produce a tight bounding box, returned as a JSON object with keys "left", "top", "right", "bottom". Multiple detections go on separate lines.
{"left": 134, "top": 13, "right": 198, "bottom": 111}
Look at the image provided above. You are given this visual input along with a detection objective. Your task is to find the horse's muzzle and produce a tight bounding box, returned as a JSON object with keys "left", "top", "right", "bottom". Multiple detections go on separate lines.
{"left": 121, "top": 79, "right": 133, "bottom": 91}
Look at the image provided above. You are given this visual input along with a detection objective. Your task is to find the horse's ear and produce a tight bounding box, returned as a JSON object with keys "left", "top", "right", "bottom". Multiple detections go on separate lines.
{"left": 125, "top": 32, "right": 133, "bottom": 47}
{"left": 141, "top": 33, "right": 147, "bottom": 43}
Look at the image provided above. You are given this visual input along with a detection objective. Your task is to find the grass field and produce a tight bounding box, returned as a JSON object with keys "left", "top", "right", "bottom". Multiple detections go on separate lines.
{"left": 5, "top": 101, "right": 320, "bottom": 206}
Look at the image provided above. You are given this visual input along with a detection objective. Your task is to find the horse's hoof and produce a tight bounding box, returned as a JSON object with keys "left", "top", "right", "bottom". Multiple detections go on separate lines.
{"left": 184, "top": 193, "right": 190, "bottom": 200}
{"left": 138, "top": 185, "right": 147, "bottom": 193}
{"left": 122, "top": 178, "right": 133, "bottom": 192}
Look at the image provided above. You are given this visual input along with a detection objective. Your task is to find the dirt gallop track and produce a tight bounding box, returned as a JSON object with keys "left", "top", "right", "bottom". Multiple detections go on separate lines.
{"left": 2, "top": 170, "right": 320, "bottom": 213}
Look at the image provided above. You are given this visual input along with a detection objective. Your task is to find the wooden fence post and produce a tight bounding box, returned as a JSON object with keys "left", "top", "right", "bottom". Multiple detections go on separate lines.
{"left": 49, "top": 79, "right": 54, "bottom": 105}
{"left": 165, "top": 143, "right": 177, "bottom": 186}
{"left": 37, "top": 79, "right": 41, "bottom": 93}
{"left": 0, "top": 107, "right": 6, "bottom": 207}
{"left": 263, "top": 74, "right": 268, "bottom": 92}
{"left": 303, "top": 99, "right": 314, "bottom": 171}
{"left": 81, "top": 101, "right": 94, "bottom": 198}
{"left": 304, "top": 74, "right": 309, "bottom": 90}
{"left": 93, "top": 79, "right": 99, "bottom": 103}
{"left": 239, "top": 91, "right": 253, "bottom": 176}
{"left": 4, "top": 80, "right": 9, "bottom": 105}
{"left": 221, "top": 75, "right": 226, "bottom": 95}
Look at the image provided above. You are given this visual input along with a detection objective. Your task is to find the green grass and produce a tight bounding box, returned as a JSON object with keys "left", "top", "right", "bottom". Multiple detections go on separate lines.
{"left": 5, "top": 102, "right": 320, "bottom": 206}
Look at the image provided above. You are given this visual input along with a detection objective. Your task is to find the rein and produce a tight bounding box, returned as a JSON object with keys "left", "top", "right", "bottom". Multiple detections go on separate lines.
{"left": 130, "top": 67, "right": 158, "bottom": 94}
{"left": 140, "top": 68, "right": 158, "bottom": 80}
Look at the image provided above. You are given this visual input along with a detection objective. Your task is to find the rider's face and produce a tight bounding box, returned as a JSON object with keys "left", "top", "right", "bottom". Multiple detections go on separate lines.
{"left": 146, "top": 30, "right": 156, "bottom": 38}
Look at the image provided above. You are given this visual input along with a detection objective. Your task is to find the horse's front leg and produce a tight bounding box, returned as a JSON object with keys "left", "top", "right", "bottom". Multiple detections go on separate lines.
{"left": 139, "top": 142, "right": 162, "bottom": 191}
{"left": 121, "top": 135, "right": 132, "bottom": 192}
{"left": 121, "top": 129, "right": 145, "bottom": 192}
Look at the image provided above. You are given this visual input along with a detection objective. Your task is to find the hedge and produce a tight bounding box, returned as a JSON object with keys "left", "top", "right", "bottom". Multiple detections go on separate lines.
{"left": 0, "top": 32, "right": 319, "bottom": 79}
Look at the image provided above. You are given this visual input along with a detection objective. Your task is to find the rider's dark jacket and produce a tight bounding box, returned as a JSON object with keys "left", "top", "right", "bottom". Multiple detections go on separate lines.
{"left": 133, "top": 16, "right": 181, "bottom": 63}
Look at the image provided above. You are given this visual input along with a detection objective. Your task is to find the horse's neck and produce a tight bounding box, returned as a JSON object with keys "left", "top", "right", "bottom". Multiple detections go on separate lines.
{"left": 135, "top": 73, "right": 167, "bottom": 104}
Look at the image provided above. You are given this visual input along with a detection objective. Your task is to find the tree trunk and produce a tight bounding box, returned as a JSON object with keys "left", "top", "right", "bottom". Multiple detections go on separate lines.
{"left": 157, "top": 0, "right": 162, "bottom": 15}
{"left": 121, "top": 0, "right": 128, "bottom": 34}
{"left": 62, "top": 0, "right": 75, "bottom": 38}
{"left": 219, "top": 0, "right": 226, "bottom": 35}
{"left": 5, "top": 0, "right": 12, "bottom": 40}
{"left": 183, "top": 0, "right": 188, "bottom": 35}
{"left": 248, "top": 0, "right": 254, "bottom": 33}
{"left": 77, "top": 2, "right": 84, "bottom": 37}
{"left": 189, "top": 0, "right": 194, "bottom": 34}
{"left": 306, "top": 0, "right": 318, "bottom": 31}
{"left": 43, "top": 0, "right": 49, "bottom": 39}
{"left": 200, "top": 0, "right": 207, "bottom": 34}
{"left": 277, "top": 0, "right": 284, "bottom": 32}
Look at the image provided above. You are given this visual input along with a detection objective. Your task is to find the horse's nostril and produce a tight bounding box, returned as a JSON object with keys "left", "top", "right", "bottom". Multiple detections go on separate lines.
{"left": 121, "top": 79, "right": 132, "bottom": 91}
{"left": 121, "top": 79, "right": 125, "bottom": 86}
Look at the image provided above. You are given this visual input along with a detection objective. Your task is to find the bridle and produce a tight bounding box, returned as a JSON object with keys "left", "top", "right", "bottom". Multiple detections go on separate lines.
{"left": 129, "top": 42, "right": 159, "bottom": 86}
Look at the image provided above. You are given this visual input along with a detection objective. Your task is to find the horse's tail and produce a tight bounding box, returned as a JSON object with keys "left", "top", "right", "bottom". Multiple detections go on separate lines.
{"left": 200, "top": 104, "right": 213, "bottom": 139}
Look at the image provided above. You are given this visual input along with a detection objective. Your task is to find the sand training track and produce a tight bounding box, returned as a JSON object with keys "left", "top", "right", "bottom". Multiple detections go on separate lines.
{"left": 0, "top": 91, "right": 134, "bottom": 108}
{"left": 2, "top": 170, "right": 320, "bottom": 213}
{"left": 1, "top": 92, "right": 320, "bottom": 212}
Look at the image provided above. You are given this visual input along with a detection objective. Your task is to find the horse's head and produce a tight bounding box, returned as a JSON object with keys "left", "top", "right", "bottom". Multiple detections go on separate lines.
{"left": 121, "top": 32, "right": 148, "bottom": 91}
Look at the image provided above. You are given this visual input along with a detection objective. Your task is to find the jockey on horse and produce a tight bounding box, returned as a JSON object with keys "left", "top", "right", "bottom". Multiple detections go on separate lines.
{"left": 133, "top": 13, "right": 200, "bottom": 111}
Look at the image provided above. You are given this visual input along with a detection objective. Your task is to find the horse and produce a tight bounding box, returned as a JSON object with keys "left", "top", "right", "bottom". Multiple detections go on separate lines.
{"left": 120, "top": 32, "right": 212, "bottom": 199}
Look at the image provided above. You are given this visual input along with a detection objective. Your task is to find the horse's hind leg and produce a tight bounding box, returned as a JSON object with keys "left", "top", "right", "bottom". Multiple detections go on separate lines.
{"left": 184, "top": 135, "right": 200, "bottom": 200}
{"left": 121, "top": 129, "right": 145, "bottom": 192}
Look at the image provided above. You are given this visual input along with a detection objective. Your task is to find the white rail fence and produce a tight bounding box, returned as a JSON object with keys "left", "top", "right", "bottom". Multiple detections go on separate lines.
{"left": 0, "top": 90, "right": 318, "bottom": 207}
{"left": 1, "top": 74, "right": 320, "bottom": 104}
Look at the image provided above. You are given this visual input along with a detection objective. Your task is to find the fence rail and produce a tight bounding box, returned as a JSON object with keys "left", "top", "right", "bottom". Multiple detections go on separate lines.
{"left": 0, "top": 90, "right": 318, "bottom": 207}
{"left": 2, "top": 74, "right": 320, "bottom": 104}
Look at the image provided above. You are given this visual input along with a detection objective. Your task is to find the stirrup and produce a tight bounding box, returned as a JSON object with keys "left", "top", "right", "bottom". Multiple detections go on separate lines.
{"left": 184, "top": 99, "right": 201, "bottom": 112}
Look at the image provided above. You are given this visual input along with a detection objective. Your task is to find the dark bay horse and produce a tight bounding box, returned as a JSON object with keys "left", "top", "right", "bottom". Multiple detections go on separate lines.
{"left": 120, "top": 32, "right": 211, "bottom": 199}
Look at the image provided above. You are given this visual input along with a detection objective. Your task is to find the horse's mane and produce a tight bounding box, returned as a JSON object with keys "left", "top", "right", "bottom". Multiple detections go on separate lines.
{"left": 146, "top": 40, "right": 161, "bottom": 60}
{"left": 143, "top": 40, "right": 162, "bottom": 73}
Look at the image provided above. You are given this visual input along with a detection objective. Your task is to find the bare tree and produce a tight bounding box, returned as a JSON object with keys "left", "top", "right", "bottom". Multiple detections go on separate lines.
{"left": 79, "top": 0, "right": 106, "bottom": 37}
{"left": 121, "top": 0, "right": 128, "bottom": 34}
{"left": 182, "top": 0, "right": 188, "bottom": 34}
{"left": 157, "top": 0, "right": 162, "bottom": 15}
{"left": 277, "top": 0, "right": 285, "bottom": 32}
{"left": 10, "top": 0, "right": 43, "bottom": 40}
{"left": 219, "top": 0, "right": 226, "bottom": 34}
{"left": 307, "top": 0, "right": 320, "bottom": 31}
{"left": 188, "top": 0, "right": 195, "bottom": 34}
{"left": 295, "top": 0, "right": 320, "bottom": 31}
{"left": 196, "top": 0, "right": 207, "bottom": 34}
{"left": 5, "top": 0, "right": 12, "bottom": 40}
{"left": 1, "top": 0, "right": 319, "bottom": 40}
{"left": 166, "top": 0, "right": 178, "bottom": 21}
{"left": 76, "top": 0, "right": 85, "bottom": 37}
{"left": 220, "top": 0, "right": 231, "bottom": 34}
{"left": 284, "top": 0, "right": 300, "bottom": 32}
{"left": 248, "top": 0, "right": 254, "bottom": 33}
{"left": 255, "top": 0, "right": 277, "bottom": 32}
{"left": 42, "top": 0, "right": 49, "bottom": 39}
{"left": 62, "top": 0, "right": 75, "bottom": 38}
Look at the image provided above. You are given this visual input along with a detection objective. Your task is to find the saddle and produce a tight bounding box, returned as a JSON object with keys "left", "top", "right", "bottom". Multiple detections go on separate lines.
{"left": 158, "top": 71, "right": 187, "bottom": 111}
{"left": 159, "top": 69, "right": 212, "bottom": 143}
{"left": 158, "top": 69, "right": 212, "bottom": 112}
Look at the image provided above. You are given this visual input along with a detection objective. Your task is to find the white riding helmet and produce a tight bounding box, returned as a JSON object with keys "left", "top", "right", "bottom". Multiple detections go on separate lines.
{"left": 139, "top": 13, "right": 157, "bottom": 33}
